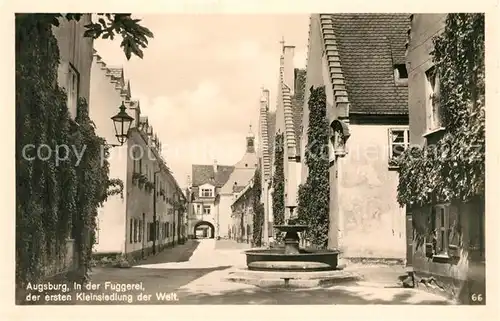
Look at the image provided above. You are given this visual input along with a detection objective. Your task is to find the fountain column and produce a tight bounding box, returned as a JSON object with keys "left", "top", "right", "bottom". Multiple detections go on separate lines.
{"left": 283, "top": 206, "right": 300, "bottom": 255}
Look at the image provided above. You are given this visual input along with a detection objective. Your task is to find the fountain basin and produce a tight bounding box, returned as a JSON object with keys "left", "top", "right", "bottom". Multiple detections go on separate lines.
{"left": 245, "top": 248, "right": 340, "bottom": 271}
{"left": 273, "top": 224, "right": 308, "bottom": 233}
{"left": 225, "top": 268, "right": 360, "bottom": 288}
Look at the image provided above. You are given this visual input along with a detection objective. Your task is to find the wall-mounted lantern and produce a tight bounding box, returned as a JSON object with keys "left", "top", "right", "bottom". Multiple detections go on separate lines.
{"left": 111, "top": 101, "right": 134, "bottom": 146}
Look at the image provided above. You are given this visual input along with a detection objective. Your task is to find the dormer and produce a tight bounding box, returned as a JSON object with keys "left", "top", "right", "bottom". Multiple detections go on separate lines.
{"left": 394, "top": 64, "right": 408, "bottom": 86}
{"left": 199, "top": 183, "right": 215, "bottom": 198}
{"left": 139, "top": 116, "right": 149, "bottom": 132}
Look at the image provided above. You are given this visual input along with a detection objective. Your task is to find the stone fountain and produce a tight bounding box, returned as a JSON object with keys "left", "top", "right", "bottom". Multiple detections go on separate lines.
{"left": 244, "top": 206, "right": 340, "bottom": 272}
{"left": 226, "top": 206, "right": 358, "bottom": 288}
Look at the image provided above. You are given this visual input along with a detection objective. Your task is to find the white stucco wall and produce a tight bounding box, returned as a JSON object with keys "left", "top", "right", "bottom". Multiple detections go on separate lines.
{"left": 339, "top": 124, "right": 406, "bottom": 259}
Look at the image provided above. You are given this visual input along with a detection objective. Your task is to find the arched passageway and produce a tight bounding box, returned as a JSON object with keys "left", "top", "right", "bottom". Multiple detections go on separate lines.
{"left": 194, "top": 221, "right": 215, "bottom": 239}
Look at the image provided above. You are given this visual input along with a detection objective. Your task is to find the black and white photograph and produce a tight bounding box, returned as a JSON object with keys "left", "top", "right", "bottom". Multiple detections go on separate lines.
{"left": 12, "top": 8, "right": 489, "bottom": 310}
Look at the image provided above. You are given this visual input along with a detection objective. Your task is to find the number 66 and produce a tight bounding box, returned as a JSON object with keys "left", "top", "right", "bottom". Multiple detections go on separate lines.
{"left": 471, "top": 294, "right": 483, "bottom": 302}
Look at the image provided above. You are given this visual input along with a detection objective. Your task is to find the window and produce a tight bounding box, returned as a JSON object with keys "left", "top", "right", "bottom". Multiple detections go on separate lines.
{"left": 166, "top": 222, "right": 170, "bottom": 238}
{"left": 425, "top": 66, "right": 442, "bottom": 131}
{"left": 67, "top": 64, "right": 79, "bottom": 119}
{"left": 129, "top": 218, "right": 133, "bottom": 243}
{"left": 394, "top": 64, "right": 408, "bottom": 80}
{"left": 173, "top": 222, "right": 176, "bottom": 236}
{"left": 133, "top": 150, "right": 141, "bottom": 173}
{"left": 426, "top": 203, "right": 462, "bottom": 259}
{"left": 196, "top": 204, "right": 201, "bottom": 215}
{"left": 200, "top": 188, "right": 213, "bottom": 197}
{"left": 138, "top": 220, "right": 143, "bottom": 242}
{"left": 148, "top": 222, "right": 155, "bottom": 242}
{"left": 388, "top": 128, "right": 410, "bottom": 165}
{"left": 156, "top": 222, "right": 160, "bottom": 241}
{"left": 133, "top": 219, "right": 138, "bottom": 243}
{"left": 203, "top": 205, "right": 211, "bottom": 215}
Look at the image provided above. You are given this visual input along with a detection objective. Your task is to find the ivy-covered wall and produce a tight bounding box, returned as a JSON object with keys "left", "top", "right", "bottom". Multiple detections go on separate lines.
{"left": 252, "top": 168, "right": 264, "bottom": 246}
{"left": 15, "top": 14, "right": 121, "bottom": 291}
{"left": 398, "top": 13, "right": 485, "bottom": 207}
{"left": 297, "top": 86, "right": 330, "bottom": 249}
{"left": 401, "top": 14, "right": 485, "bottom": 302}
{"left": 271, "top": 133, "right": 285, "bottom": 240}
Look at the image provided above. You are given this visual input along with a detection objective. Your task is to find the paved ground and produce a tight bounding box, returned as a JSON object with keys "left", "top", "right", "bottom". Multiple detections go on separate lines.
{"left": 24, "top": 239, "right": 452, "bottom": 305}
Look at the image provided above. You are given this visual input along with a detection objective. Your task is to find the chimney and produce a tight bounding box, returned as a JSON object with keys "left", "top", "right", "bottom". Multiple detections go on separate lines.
{"left": 213, "top": 159, "right": 218, "bottom": 173}
{"left": 260, "top": 88, "right": 268, "bottom": 111}
{"left": 264, "top": 89, "right": 270, "bottom": 105}
{"left": 283, "top": 45, "right": 296, "bottom": 96}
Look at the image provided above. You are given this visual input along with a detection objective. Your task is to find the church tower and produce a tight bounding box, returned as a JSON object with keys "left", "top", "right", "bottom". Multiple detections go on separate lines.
{"left": 246, "top": 125, "right": 255, "bottom": 153}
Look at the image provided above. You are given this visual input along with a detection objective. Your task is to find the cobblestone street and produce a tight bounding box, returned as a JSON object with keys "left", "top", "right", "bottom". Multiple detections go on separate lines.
{"left": 65, "top": 239, "right": 452, "bottom": 305}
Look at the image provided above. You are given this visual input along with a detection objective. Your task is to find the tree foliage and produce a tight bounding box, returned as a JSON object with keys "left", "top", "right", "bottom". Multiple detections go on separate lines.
{"left": 16, "top": 13, "right": 154, "bottom": 60}
{"left": 16, "top": 14, "right": 123, "bottom": 292}
{"left": 297, "top": 86, "right": 330, "bottom": 249}
{"left": 251, "top": 168, "right": 264, "bottom": 247}
{"left": 397, "top": 13, "right": 485, "bottom": 206}
{"left": 271, "top": 133, "right": 285, "bottom": 241}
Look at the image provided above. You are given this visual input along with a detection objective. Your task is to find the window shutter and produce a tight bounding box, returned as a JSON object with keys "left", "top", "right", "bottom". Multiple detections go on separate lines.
{"left": 434, "top": 71, "right": 442, "bottom": 126}
{"left": 387, "top": 128, "right": 395, "bottom": 163}
{"left": 57, "top": 61, "right": 69, "bottom": 91}
{"left": 448, "top": 204, "right": 460, "bottom": 257}
{"left": 424, "top": 206, "right": 436, "bottom": 257}
{"left": 435, "top": 206, "right": 441, "bottom": 252}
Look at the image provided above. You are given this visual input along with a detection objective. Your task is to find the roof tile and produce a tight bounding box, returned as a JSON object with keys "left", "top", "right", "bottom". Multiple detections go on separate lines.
{"left": 191, "top": 164, "right": 234, "bottom": 187}
{"left": 328, "top": 13, "right": 410, "bottom": 115}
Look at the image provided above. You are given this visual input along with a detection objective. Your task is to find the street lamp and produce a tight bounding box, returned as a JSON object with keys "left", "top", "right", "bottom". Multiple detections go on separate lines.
{"left": 110, "top": 101, "right": 134, "bottom": 147}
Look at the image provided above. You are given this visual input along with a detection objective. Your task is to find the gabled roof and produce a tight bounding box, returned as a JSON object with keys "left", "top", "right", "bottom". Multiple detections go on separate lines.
{"left": 282, "top": 84, "right": 297, "bottom": 155}
{"left": 220, "top": 167, "right": 255, "bottom": 194}
{"left": 232, "top": 185, "right": 246, "bottom": 193}
{"left": 232, "top": 179, "right": 254, "bottom": 206}
{"left": 191, "top": 164, "right": 234, "bottom": 187}
{"left": 327, "top": 14, "right": 409, "bottom": 115}
{"left": 267, "top": 111, "right": 276, "bottom": 163}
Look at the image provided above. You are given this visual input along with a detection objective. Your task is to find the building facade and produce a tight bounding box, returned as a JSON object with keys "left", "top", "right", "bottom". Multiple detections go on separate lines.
{"left": 404, "top": 13, "right": 485, "bottom": 302}
{"left": 48, "top": 14, "right": 95, "bottom": 275}
{"left": 90, "top": 52, "right": 186, "bottom": 260}
{"left": 189, "top": 128, "right": 258, "bottom": 239}
{"left": 230, "top": 178, "right": 255, "bottom": 243}
{"left": 257, "top": 41, "right": 305, "bottom": 245}
{"left": 257, "top": 88, "right": 275, "bottom": 243}
{"left": 304, "top": 14, "right": 409, "bottom": 260}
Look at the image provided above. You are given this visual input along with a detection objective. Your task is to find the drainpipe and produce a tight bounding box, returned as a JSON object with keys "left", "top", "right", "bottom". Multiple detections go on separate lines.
{"left": 152, "top": 169, "right": 161, "bottom": 255}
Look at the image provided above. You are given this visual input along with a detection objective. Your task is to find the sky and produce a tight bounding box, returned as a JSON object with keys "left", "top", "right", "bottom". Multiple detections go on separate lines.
{"left": 94, "top": 14, "right": 309, "bottom": 188}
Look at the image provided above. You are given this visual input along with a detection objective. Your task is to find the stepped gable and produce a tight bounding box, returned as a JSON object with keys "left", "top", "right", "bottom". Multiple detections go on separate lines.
{"left": 259, "top": 89, "right": 272, "bottom": 180}
{"left": 92, "top": 49, "right": 131, "bottom": 100}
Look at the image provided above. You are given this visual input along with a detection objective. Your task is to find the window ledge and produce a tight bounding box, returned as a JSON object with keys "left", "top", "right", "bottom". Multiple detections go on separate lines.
{"left": 334, "top": 150, "right": 347, "bottom": 156}
{"left": 432, "top": 253, "right": 451, "bottom": 263}
{"left": 423, "top": 127, "right": 446, "bottom": 138}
